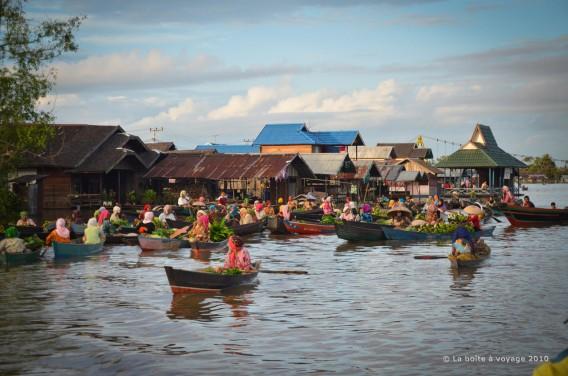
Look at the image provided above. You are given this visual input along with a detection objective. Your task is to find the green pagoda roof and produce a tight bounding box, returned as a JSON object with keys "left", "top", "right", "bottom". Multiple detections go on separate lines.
{"left": 436, "top": 124, "right": 527, "bottom": 169}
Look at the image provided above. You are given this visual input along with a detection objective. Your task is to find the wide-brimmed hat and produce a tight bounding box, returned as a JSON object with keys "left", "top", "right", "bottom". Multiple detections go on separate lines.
{"left": 387, "top": 206, "right": 412, "bottom": 217}
{"left": 463, "top": 205, "right": 483, "bottom": 215}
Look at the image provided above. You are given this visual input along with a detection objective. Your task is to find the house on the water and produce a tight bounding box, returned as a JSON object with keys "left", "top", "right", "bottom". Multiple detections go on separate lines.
{"left": 12, "top": 124, "right": 160, "bottom": 221}
{"left": 436, "top": 124, "right": 527, "bottom": 196}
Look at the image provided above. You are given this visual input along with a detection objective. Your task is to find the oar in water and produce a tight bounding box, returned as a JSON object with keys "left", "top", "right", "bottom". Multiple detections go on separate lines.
{"left": 414, "top": 255, "right": 448, "bottom": 260}
{"left": 490, "top": 215, "right": 502, "bottom": 223}
{"left": 260, "top": 270, "right": 308, "bottom": 275}
{"left": 39, "top": 247, "right": 49, "bottom": 257}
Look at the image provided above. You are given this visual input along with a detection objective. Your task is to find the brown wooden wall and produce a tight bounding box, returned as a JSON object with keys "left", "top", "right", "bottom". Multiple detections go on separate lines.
{"left": 42, "top": 172, "right": 72, "bottom": 209}
{"left": 260, "top": 145, "right": 314, "bottom": 154}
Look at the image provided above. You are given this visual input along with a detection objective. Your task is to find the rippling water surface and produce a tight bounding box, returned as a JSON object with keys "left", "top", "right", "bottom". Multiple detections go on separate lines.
{"left": 1, "top": 184, "right": 567, "bottom": 375}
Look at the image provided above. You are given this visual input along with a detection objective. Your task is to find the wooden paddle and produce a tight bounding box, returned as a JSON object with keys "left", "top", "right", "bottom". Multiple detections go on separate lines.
{"left": 414, "top": 255, "right": 448, "bottom": 260}
{"left": 490, "top": 215, "right": 502, "bottom": 223}
{"left": 39, "top": 247, "right": 49, "bottom": 257}
{"left": 260, "top": 270, "right": 308, "bottom": 275}
{"left": 170, "top": 226, "right": 190, "bottom": 239}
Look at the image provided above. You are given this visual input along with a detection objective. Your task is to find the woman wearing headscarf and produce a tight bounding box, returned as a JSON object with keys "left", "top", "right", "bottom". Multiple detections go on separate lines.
{"left": 277, "top": 203, "right": 290, "bottom": 221}
{"left": 225, "top": 204, "right": 240, "bottom": 226}
{"left": 137, "top": 212, "right": 155, "bottom": 234}
{"left": 0, "top": 227, "right": 26, "bottom": 254}
{"left": 83, "top": 218, "right": 104, "bottom": 244}
{"left": 97, "top": 206, "right": 110, "bottom": 226}
{"left": 254, "top": 201, "right": 265, "bottom": 221}
{"left": 501, "top": 185, "right": 514, "bottom": 204}
{"left": 110, "top": 206, "right": 122, "bottom": 226}
{"left": 189, "top": 210, "right": 209, "bottom": 241}
{"left": 16, "top": 211, "right": 37, "bottom": 227}
{"left": 239, "top": 207, "right": 254, "bottom": 225}
{"left": 340, "top": 206, "right": 354, "bottom": 221}
{"left": 360, "top": 203, "right": 373, "bottom": 223}
{"left": 322, "top": 196, "right": 334, "bottom": 215}
{"left": 223, "top": 235, "right": 253, "bottom": 271}
{"left": 178, "top": 190, "right": 191, "bottom": 207}
{"left": 45, "top": 218, "right": 71, "bottom": 246}
{"left": 263, "top": 200, "right": 275, "bottom": 217}
{"left": 159, "top": 204, "right": 176, "bottom": 224}
{"left": 138, "top": 204, "right": 152, "bottom": 220}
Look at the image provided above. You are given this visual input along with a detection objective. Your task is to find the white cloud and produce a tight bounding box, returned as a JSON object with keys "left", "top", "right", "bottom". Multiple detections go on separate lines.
{"left": 269, "top": 80, "right": 399, "bottom": 114}
{"left": 37, "top": 93, "right": 82, "bottom": 109}
{"left": 416, "top": 84, "right": 459, "bottom": 102}
{"left": 130, "top": 98, "right": 195, "bottom": 129}
{"left": 207, "top": 84, "right": 291, "bottom": 120}
{"left": 106, "top": 95, "right": 128, "bottom": 102}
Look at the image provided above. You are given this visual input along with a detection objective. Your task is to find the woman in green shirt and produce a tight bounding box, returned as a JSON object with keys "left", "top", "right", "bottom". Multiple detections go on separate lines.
{"left": 83, "top": 218, "right": 104, "bottom": 244}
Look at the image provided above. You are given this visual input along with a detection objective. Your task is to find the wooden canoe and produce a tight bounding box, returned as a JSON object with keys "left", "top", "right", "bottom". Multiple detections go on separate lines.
{"left": 335, "top": 220, "right": 386, "bottom": 241}
{"left": 53, "top": 241, "right": 104, "bottom": 259}
{"left": 138, "top": 235, "right": 182, "bottom": 252}
{"left": 164, "top": 261, "right": 260, "bottom": 293}
{"left": 291, "top": 208, "right": 324, "bottom": 222}
{"left": 283, "top": 220, "right": 335, "bottom": 235}
{"left": 189, "top": 239, "right": 229, "bottom": 251}
{"left": 448, "top": 249, "right": 491, "bottom": 269}
{"left": 230, "top": 221, "right": 264, "bottom": 236}
{"left": 266, "top": 216, "right": 289, "bottom": 234}
{"left": 381, "top": 225, "right": 496, "bottom": 241}
{"left": 501, "top": 205, "right": 568, "bottom": 226}
{"left": 0, "top": 248, "right": 43, "bottom": 266}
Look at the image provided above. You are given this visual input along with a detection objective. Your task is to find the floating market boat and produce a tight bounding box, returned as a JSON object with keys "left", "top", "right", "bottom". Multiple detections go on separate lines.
{"left": 53, "top": 241, "right": 104, "bottom": 259}
{"left": 448, "top": 247, "right": 491, "bottom": 269}
{"left": 266, "top": 216, "right": 289, "bottom": 234}
{"left": 283, "top": 220, "right": 335, "bottom": 235}
{"left": 334, "top": 220, "right": 386, "bottom": 241}
{"left": 230, "top": 221, "right": 264, "bottom": 236}
{"left": 138, "top": 235, "right": 182, "bottom": 252}
{"left": 0, "top": 249, "right": 43, "bottom": 266}
{"left": 501, "top": 206, "right": 568, "bottom": 226}
{"left": 189, "top": 239, "right": 229, "bottom": 251}
{"left": 291, "top": 208, "right": 324, "bottom": 222}
{"left": 164, "top": 261, "right": 261, "bottom": 293}
{"left": 380, "top": 225, "right": 496, "bottom": 241}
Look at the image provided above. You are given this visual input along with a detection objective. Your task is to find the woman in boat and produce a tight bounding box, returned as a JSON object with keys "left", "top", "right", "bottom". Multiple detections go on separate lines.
{"left": 277, "top": 203, "right": 290, "bottom": 221}
{"left": 425, "top": 198, "right": 439, "bottom": 224}
{"left": 97, "top": 206, "right": 110, "bottom": 225}
{"left": 303, "top": 198, "right": 313, "bottom": 210}
{"left": 217, "top": 192, "right": 228, "bottom": 207}
{"left": 223, "top": 235, "right": 254, "bottom": 272}
{"left": 392, "top": 211, "right": 411, "bottom": 228}
{"left": 225, "top": 204, "right": 241, "bottom": 225}
{"left": 189, "top": 210, "right": 209, "bottom": 241}
{"left": 193, "top": 196, "right": 207, "bottom": 208}
{"left": 287, "top": 196, "right": 297, "bottom": 211}
{"left": 239, "top": 207, "right": 254, "bottom": 225}
{"left": 159, "top": 204, "right": 176, "bottom": 224}
{"left": 501, "top": 185, "right": 514, "bottom": 205}
{"left": 45, "top": 218, "right": 71, "bottom": 246}
{"left": 83, "top": 218, "right": 104, "bottom": 244}
{"left": 139, "top": 204, "right": 152, "bottom": 220}
{"left": 178, "top": 190, "right": 191, "bottom": 207}
{"left": 360, "top": 203, "right": 373, "bottom": 223}
{"left": 451, "top": 226, "right": 474, "bottom": 256}
{"left": 254, "top": 201, "right": 265, "bottom": 221}
{"left": 137, "top": 212, "right": 156, "bottom": 234}
{"left": 522, "top": 195, "right": 535, "bottom": 208}
{"left": 16, "top": 211, "right": 37, "bottom": 227}
{"left": 263, "top": 200, "right": 275, "bottom": 217}
{"left": 110, "top": 205, "right": 122, "bottom": 226}
{"left": 0, "top": 227, "right": 26, "bottom": 254}
{"left": 322, "top": 196, "right": 334, "bottom": 215}
{"left": 340, "top": 206, "right": 354, "bottom": 221}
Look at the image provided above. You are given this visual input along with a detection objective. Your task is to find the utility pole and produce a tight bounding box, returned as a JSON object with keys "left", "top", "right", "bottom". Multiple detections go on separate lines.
{"left": 149, "top": 127, "right": 163, "bottom": 142}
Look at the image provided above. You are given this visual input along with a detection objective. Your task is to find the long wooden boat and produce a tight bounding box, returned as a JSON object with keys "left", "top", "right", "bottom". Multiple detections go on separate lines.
{"left": 448, "top": 250, "right": 491, "bottom": 268}
{"left": 189, "top": 239, "right": 229, "bottom": 251}
{"left": 501, "top": 205, "right": 568, "bottom": 226}
{"left": 0, "top": 249, "right": 43, "bottom": 266}
{"left": 291, "top": 208, "right": 324, "bottom": 222}
{"left": 381, "top": 225, "right": 495, "bottom": 241}
{"left": 283, "top": 220, "right": 335, "bottom": 235}
{"left": 138, "top": 235, "right": 182, "bottom": 252}
{"left": 266, "top": 216, "right": 289, "bottom": 234}
{"left": 335, "top": 220, "right": 386, "bottom": 241}
{"left": 53, "top": 241, "right": 104, "bottom": 259}
{"left": 230, "top": 221, "right": 264, "bottom": 236}
{"left": 164, "top": 261, "right": 260, "bottom": 293}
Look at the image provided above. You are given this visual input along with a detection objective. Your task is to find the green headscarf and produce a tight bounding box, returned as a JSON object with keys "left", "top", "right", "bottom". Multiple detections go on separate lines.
{"left": 20, "top": 211, "right": 28, "bottom": 219}
{"left": 5, "top": 226, "right": 19, "bottom": 238}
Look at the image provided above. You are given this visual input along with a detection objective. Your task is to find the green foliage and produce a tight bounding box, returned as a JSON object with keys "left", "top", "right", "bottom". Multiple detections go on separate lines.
{"left": 152, "top": 228, "right": 173, "bottom": 238}
{"left": 209, "top": 219, "right": 234, "bottom": 242}
{"left": 372, "top": 207, "right": 389, "bottom": 218}
{"left": 112, "top": 218, "right": 130, "bottom": 227}
{"left": 409, "top": 222, "right": 475, "bottom": 234}
{"left": 320, "top": 214, "right": 336, "bottom": 225}
{"left": 448, "top": 213, "right": 469, "bottom": 224}
{"left": 142, "top": 189, "right": 157, "bottom": 204}
{"left": 24, "top": 234, "right": 42, "bottom": 250}
{"left": 526, "top": 154, "right": 559, "bottom": 180}
{"left": 202, "top": 266, "right": 242, "bottom": 275}
{"left": 127, "top": 190, "right": 137, "bottom": 204}
{"left": 0, "top": 187, "right": 23, "bottom": 225}
{"left": 152, "top": 217, "right": 163, "bottom": 229}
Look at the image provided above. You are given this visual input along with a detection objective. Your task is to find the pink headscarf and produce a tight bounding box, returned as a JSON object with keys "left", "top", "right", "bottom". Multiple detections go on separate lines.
{"left": 198, "top": 213, "right": 209, "bottom": 232}
{"left": 143, "top": 211, "right": 154, "bottom": 224}
{"left": 255, "top": 202, "right": 264, "bottom": 212}
{"left": 55, "top": 218, "right": 70, "bottom": 238}
{"left": 279, "top": 205, "right": 290, "bottom": 220}
{"left": 97, "top": 207, "right": 110, "bottom": 225}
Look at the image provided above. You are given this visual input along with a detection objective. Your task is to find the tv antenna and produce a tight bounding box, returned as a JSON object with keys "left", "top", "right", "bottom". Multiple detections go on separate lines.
{"left": 149, "top": 127, "right": 163, "bottom": 142}
{"left": 242, "top": 138, "right": 254, "bottom": 144}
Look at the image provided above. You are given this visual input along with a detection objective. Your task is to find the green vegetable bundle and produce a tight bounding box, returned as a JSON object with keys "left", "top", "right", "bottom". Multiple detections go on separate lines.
{"left": 209, "top": 219, "right": 234, "bottom": 242}
{"left": 24, "top": 235, "right": 43, "bottom": 251}
{"left": 409, "top": 222, "right": 475, "bottom": 234}
{"left": 152, "top": 228, "right": 174, "bottom": 238}
{"left": 320, "top": 214, "right": 336, "bottom": 225}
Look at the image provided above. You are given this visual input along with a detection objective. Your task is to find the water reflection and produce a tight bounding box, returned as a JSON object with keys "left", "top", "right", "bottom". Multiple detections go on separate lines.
{"left": 449, "top": 266, "right": 479, "bottom": 292}
{"left": 190, "top": 249, "right": 212, "bottom": 263}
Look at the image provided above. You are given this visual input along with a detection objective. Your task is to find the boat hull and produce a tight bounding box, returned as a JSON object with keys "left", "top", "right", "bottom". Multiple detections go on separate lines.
{"left": 164, "top": 262, "right": 260, "bottom": 293}
{"left": 138, "top": 235, "right": 182, "bottom": 252}
{"left": 284, "top": 220, "right": 335, "bottom": 235}
{"left": 335, "top": 221, "right": 386, "bottom": 241}
{"left": 230, "top": 221, "right": 264, "bottom": 236}
{"left": 381, "top": 225, "right": 495, "bottom": 241}
{"left": 189, "top": 239, "right": 229, "bottom": 251}
{"left": 501, "top": 206, "right": 568, "bottom": 226}
{"left": 0, "top": 249, "right": 42, "bottom": 266}
{"left": 53, "top": 241, "right": 104, "bottom": 259}
{"left": 448, "top": 251, "right": 491, "bottom": 269}
{"left": 266, "top": 216, "right": 289, "bottom": 234}
{"left": 291, "top": 208, "right": 324, "bottom": 222}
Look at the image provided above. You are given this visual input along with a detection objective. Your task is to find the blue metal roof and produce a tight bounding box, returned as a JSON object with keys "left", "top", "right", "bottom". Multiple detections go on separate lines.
{"left": 253, "top": 123, "right": 363, "bottom": 146}
{"left": 253, "top": 123, "right": 315, "bottom": 145}
{"left": 195, "top": 144, "right": 260, "bottom": 153}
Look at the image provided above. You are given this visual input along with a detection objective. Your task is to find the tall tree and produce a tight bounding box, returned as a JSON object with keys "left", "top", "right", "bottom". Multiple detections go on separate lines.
{"left": 0, "top": 0, "right": 83, "bottom": 223}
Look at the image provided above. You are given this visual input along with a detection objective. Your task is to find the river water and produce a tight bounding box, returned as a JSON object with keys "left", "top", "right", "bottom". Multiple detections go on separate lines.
{"left": 1, "top": 184, "right": 567, "bottom": 375}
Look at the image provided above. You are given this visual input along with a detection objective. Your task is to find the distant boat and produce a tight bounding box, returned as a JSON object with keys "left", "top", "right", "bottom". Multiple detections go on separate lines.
{"left": 284, "top": 220, "right": 335, "bottom": 235}
{"left": 53, "top": 241, "right": 104, "bottom": 259}
{"left": 501, "top": 206, "right": 568, "bottom": 226}
{"left": 335, "top": 221, "right": 386, "bottom": 241}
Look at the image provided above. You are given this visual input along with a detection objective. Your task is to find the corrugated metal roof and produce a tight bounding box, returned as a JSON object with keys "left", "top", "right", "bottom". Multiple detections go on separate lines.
{"left": 145, "top": 153, "right": 314, "bottom": 180}
{"left": 377, "top": 165, "right": 404, "bottom": 181}
{"left": 311, "top": 131, "right": 364, "bottom": 146}
{"left": 147, "top": 142, "right": 176, "bottom": 152}
{"left": 346, "top": 146, "right": 393, "bottom": 160}
{"left": 396, "top": 171, "right": 422, "bottom": 182}
{"left": 299, "top": 153, "right": 354, "bottom": 176}
{"left": 353, "top": 160, "right": 381, "bottom": 179}
{"left": 195, "top": 144, "right": 260, "bottom": 153}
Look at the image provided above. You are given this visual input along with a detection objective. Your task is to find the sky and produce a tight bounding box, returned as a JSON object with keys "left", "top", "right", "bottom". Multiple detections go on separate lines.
{"left": 29, "top": 0, "right": 568, "bottom": 161}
